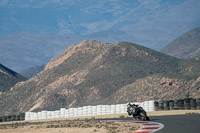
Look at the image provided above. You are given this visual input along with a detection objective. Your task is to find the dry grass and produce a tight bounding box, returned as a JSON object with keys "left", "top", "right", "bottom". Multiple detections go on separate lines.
{"left": 0, "top": 125, "right": 107, "bottom": 133}
{"left": 0, "top": 119, "right": 140, "bottom": 133}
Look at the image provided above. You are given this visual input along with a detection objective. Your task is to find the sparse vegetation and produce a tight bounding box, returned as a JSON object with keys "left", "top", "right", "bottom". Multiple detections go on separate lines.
{"left": 0, "top": 120, "right": 140, "bottom": 133}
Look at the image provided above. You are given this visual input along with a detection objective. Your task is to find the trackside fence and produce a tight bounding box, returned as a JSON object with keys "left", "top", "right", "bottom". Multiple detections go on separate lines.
{"left": 0, "top": 98, "right": 199, "bottom": 122}
{"left": 24, "top": 100, "right": 155, "bottom": 121}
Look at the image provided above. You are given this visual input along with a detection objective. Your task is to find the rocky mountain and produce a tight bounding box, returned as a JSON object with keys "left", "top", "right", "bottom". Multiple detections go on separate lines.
{"left": 1, "top": 0, "right": 200, "bottom": 72}
{"left": 20, "top": 64, "right": 45, "bottom": 79}
{"left": 161, "top": 27, "right": 200, "bottom": 58}
{"left": 0, "top": 63, "right": 26, "bottom": 93}
{"left": 0, "top": 40, "right": 200, "bottom": 115}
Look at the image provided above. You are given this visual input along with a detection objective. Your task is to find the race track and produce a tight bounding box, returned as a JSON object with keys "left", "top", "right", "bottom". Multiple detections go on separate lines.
{"left": 101, "top": 114, "right": 200, "bottom": 133}
{"left": 150, "top": 114, "right": 200, "bottom": 133}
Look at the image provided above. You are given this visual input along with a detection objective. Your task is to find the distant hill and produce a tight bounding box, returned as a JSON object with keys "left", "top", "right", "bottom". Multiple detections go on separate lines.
{"left": 20, "top": 64, "right": 45, "bottom": 79}
{"left": 0, "top": 40, "right": 200, "bottom": 115}
{"left": 161, "top": 27, "right": 200, "bottom": 58}
{"left": 0, "top": 63, "right": 26, "bottom": 92}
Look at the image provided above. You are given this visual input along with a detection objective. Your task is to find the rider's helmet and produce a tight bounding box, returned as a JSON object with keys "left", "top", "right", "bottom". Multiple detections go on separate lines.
{"left": 126, "top": 102, "right": 132, "bottom": 107}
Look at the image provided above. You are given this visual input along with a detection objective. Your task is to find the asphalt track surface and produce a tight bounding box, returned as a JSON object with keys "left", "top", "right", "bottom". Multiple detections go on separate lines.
{"left": 100, "top": 114, "right": 200, "bottom": 133}
{"left": 150, "top": 114, "right": 200, "bottom": 133}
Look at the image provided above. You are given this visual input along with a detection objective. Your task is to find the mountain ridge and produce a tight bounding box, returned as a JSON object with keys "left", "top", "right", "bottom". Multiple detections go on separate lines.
{"left": 161, "top": 27, "right": 200, "bottom": 58}
{"left": 0, "top": 63, "right": 26, "bottom": 92}
{"left": 0, "top": 40, "right": 200, "bottom": 115}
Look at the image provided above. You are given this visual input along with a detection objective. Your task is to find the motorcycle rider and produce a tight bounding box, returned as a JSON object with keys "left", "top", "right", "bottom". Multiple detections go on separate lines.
{"left": 126, "top": 103, "right": 132, "bottom": 115}
{"left": 127, "top": 102, "right": 150, "bottom": 121}
{"left": 127, "top": 103, "right": 139, "bottom": 116}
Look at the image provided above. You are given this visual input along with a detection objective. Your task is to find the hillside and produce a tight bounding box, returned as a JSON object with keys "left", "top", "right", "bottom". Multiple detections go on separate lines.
{"left": 99, "top": 74, "right": 200, "bottom": 104}
{"left": 0, "top": 40, "right": 200, "bottom": 115}
{"left": 161, "top": 27, "right": 200, "bottom": 58}
{"left": 0, "top": 63, "right": 26, "bottom": 92}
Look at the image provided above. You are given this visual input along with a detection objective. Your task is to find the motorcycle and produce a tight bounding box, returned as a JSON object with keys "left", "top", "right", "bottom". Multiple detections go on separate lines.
{"left": 127, "top": 103, "right": 150, "bottom": 121}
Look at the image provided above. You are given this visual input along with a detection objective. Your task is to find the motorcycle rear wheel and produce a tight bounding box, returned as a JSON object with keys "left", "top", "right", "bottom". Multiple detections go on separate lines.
{"left": 139, "top": 112, "right": 150, "bottom": 121}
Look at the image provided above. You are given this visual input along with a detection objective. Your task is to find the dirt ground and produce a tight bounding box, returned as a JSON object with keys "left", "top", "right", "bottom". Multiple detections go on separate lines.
{"left": 0, "top": 110, "right": 199, "bottom": 133}
{"left": 0, "top": 120, "right": 140, "bottom": 133}
{"left": 0, "top": 126, "right": 107, "bottom": 133}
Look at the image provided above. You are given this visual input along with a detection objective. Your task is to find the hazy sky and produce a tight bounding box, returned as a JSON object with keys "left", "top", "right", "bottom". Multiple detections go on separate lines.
{"left": 1, "top": 0, "right": 200, "bottom": 48}
{"left": 0, "top": 0, "right": 200, "bottom": 72}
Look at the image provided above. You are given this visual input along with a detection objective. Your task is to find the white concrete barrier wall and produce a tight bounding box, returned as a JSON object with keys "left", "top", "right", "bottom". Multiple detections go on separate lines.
{"left": 25, "top": 100, "right": 156, "bottom": 120}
